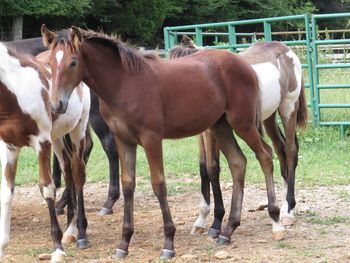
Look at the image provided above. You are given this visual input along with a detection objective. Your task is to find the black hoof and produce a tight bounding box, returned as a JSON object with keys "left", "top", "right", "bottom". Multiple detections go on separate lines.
{"left": 55, "top": 208, "right": 64, "bottom": 215}
{"left": 76, "top": 239, "right": 90, "bottom": 249}
{"left": 160, "top": 249, "right": 175, "bottom": 260}
{"left": 216, "top": 235, "right": 231, "bottom": 246}
{"left": 207, "top": 227, "right": 221, "bottom": 238}
{"left": 113, "top": 249, "right": 128, "bottom": 258}
{"left": 99, "top": 207, "right": 113, "bottom": 216}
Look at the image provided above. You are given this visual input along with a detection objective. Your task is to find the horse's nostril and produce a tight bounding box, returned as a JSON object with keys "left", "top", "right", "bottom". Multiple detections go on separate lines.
{"left": 59, "top": 100, "right": 63, "bottom": 110}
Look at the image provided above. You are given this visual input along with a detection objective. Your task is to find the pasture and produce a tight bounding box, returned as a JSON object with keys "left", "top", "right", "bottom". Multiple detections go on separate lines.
{"left": 1, "top": 47, "right": 350, "bottom": 262}
{"left": 0, "top": 125, "right": 350, "bottom": 262}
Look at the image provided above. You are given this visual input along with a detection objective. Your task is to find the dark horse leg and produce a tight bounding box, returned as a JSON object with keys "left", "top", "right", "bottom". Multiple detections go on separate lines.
{"left": 264, "top": 110, "right": 298, "bottom": 226}
{"left": 213, "top": 115, "right": 285, "bottom": 245}
{"left": 114, "top": 135, "right": 176, "bottom": 260}
{"left": 89, "top": 93, "right": 120, "bottom": 215}
{"left": 54, "top": 93, "right": 120, "bottom": 216}
{"left": 54, "top": 130, "right": 93, "bottom": 215}
{"left": 192, "top": 131, "right": 225, "bottom": 238}
{"left": 280, "top": 110, "right": 299, "bottom": 226}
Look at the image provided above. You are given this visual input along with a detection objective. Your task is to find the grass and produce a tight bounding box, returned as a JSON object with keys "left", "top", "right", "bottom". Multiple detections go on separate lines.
{"left": 1, "top": 124, "right": 350, "bottom": 195}
{"left": 1, "top": 69, "right": 350, "bottom": 192}
{"left": 307, "top": 215, "right": 349, "bottom": 225}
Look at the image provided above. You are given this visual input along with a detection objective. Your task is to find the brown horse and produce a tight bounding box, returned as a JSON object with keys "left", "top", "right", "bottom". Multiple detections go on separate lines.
{"left": 41, "top": 25, "right": 285, "bottom": 260}
{"left": 170, "top": 40, "right": 307, "bottom": 236}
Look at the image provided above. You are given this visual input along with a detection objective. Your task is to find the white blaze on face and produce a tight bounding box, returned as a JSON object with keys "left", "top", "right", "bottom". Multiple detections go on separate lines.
{"left": 55, "top": 50, "right": 64, "bottom": 67}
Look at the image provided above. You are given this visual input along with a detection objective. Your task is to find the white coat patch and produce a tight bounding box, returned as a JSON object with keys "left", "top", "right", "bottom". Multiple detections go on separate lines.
{"left": 252, "top": 62, "right": 281, "bottom": 121}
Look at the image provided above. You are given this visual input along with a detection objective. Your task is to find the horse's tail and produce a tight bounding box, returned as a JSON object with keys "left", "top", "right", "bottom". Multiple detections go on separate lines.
{"left": 255, "top": 77, "right": 264, "bottom": 135}
{"left": 297, "top": 78, "right": 308, "bottom": 128}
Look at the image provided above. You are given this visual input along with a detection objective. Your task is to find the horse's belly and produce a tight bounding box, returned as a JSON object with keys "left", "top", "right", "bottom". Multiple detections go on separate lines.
{"left": 252, "top": 62, "right": 281, "bottom": 121}
{"left": 51, "top": 89, "right": 84, "bottom": 139}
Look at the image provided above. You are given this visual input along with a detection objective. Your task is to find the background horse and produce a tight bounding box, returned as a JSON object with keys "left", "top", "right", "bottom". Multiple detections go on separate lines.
{"left": 42, "top": 25, "right": 285, "bottom": 260}
{"left": 0, "top": 42, "right": 90, "bottom": 262}
{"left": 170, "top": 40, "right": 307, "bottom": 236}
{"left": 6, "top": 37, "right": 120, "bottom": 216}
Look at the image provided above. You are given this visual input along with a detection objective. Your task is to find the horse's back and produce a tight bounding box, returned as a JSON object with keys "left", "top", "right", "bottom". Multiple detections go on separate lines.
{"left": 240, "top": 42, "right": 303, "bottom": 121}
{"left": 0, "top": 43, "right": 51, "bottom": 147}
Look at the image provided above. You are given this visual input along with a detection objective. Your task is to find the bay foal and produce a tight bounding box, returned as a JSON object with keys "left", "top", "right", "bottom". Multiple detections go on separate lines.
{"left": 41, "top": 26, "right": 285, "bottom": 259}
{"left": 0, "top": 42, "right": 90, "bottom": 262}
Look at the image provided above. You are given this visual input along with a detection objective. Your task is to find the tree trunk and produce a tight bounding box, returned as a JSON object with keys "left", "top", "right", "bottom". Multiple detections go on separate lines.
{"left": 12, "top": 15, "right": 23, "bottom": 40}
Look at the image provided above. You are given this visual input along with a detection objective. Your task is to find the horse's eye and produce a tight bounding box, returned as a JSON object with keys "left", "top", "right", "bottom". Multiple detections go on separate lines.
{"left": 70, "top": 60, "right": 77, "bottom": 68}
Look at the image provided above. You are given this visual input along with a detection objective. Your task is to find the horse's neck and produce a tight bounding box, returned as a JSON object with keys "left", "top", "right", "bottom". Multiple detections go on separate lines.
{"left": 81, "top": 43, "right": 124, "bottom": 106}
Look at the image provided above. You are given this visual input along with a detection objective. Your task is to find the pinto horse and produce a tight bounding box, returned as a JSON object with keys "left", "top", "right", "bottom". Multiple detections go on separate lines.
{"left": 41, "top": 25, "right": 285, "bottom": 259}
{"left": 6, "top": 37, "right": 120, "bottom": 216}
{"left": 170, "top": 41, "right": 307, "bottom": 236}
{"left": 0, "top": 42, "right": 90, "bottom": 262}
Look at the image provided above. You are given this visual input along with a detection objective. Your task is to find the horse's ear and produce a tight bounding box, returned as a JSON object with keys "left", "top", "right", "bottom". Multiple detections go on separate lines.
{"left": 71, "top": 26, "right": 83, "bottom": 50}
{"left": 41, "top": 24, "right": 55, "bottom": 48}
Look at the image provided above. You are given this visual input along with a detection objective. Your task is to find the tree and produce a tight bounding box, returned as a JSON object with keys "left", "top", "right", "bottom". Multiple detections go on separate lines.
{"left": 0, "top": 0, "right": 91, "bottom": 40}
{"left": 85, "top": 0, "right": 168, "bottom": 45}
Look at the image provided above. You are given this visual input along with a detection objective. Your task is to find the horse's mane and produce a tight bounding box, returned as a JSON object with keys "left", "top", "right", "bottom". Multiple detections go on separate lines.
{"left": 77, "top": 29, "right": 157, "bottom": 73}
{"left": 169, "top": 46, "right": 200, "bottom": 59}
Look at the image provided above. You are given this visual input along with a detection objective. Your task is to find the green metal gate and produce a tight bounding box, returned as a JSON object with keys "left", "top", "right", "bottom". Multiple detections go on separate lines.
{"left": 164, "top": 13, "right": 350, "bottom": 135}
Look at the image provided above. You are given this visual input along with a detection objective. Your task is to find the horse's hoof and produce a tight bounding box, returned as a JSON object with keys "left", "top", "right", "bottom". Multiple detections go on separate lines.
{"left": 62, "top": 234, "right": 76, "bottom": 245}
{"left": 55, "top": 208, "right": 64, "bottom": 216}
{"left": 160, "top": 249, "right": 175, "bottom": 260}
{"left": 216, "top": 235, "right": 231, "bottom": 246}
{"left": 50, "top": 249, "right": 65, "bottom": 263}
{"left": 113, "top": 249, "right": 128, "bottom": 258}
{"left": 99, "top": 207, "right": 113, "bottom": 216}
{"left": 76, "top": 239, "right": 90, "bottom": 249}
{"left": 207, "top": 227, "right": 221, "bottom": 239}
{"left": 272, "top": 230, "right": 287, "bottom": 241}
{"left": 191, "top": 226, "right": 205, "bottom": 235}
{"left": 281, "top": 216, "right": 295, "bottom": 226}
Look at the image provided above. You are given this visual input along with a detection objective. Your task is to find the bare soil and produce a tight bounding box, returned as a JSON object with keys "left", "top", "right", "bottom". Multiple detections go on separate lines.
{"left": 2, "top": 182, "right": 350, "bottom": 262}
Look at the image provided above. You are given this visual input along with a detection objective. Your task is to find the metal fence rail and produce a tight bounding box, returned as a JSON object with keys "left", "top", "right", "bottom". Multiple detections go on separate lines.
{"left": 164, "top": 13, "right": 350, "bottom": 135}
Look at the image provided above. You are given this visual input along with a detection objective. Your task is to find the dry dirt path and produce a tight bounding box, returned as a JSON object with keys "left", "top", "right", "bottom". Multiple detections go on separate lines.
{"left": 2, "top": 183, "right": 350, "bottom": 262}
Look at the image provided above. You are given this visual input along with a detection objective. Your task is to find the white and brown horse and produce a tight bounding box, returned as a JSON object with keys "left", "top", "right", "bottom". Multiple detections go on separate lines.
{"left": 0, "top": 42, "right": 90, "bottom": 262}
{"left": 170, "top": 40, "right": 307, "bottom": 237}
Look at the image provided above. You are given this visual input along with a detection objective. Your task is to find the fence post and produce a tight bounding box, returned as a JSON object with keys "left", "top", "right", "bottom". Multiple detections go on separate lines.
{"left": 263, "top": 21, "right": 272, "bottom": 41}
{"left": 311, "top": 15, "right": 320, "bottom": 126}
{"left": 163, "top": 27, "right": 170, "bottom": 52}
{"left": 228, "top": 25, "right": 237, "bottom": 52}
{"left": 304, "top": 14, "right": 317, "bottom": 126}
{"left": 195, "top": 27, "right": 203, "bottom": 46}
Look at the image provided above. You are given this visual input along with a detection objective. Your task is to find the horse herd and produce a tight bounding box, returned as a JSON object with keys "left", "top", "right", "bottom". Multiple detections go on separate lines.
{"left": 0, "top": 26, "right": 307, "bottom": 262}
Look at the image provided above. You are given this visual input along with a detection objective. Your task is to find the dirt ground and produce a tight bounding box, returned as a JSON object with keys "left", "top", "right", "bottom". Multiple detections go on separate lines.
{"left": 2, "top": 182, "right": 350, "bottom": 263}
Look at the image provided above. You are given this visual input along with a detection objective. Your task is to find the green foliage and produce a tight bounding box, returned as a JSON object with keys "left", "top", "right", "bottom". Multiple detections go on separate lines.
{"left": 86, "top": 0, "right": 168, "bottom": 44}
{"left": 0, "top": 0, "right": 91, "bottom": 17}
{"left": 111, "top": 0, "right": 168, "bottom": 43}
{"left": 165, "top": 0, "right": 315, "bottom": 26}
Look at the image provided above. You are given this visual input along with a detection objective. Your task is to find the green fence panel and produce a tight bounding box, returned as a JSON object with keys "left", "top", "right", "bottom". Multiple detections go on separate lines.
{"left": 164, "top": 13, "right": 350, "bottom": 134}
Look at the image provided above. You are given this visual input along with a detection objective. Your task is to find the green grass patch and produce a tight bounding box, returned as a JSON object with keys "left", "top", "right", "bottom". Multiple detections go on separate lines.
{"left": 276, "top": 241, "right": 295, "bottom": 249}
{"left": 307, "top": 215, "right": 349, "bottom": 225}
{"left": 1, "top": 125, "right": 350, "bottom": 193}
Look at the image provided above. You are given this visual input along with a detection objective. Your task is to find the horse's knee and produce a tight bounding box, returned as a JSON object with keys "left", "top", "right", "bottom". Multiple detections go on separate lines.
{"left": 40, "top": 182, "right": 56, "bottom": 200}
{"left": 207, "top": 163, "right": 220, "bottom": 179}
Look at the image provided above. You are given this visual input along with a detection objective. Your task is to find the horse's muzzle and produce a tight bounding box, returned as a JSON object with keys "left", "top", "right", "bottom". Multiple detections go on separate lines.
{"left": 50, "top": 100, "right": 68, "bottom": 114}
